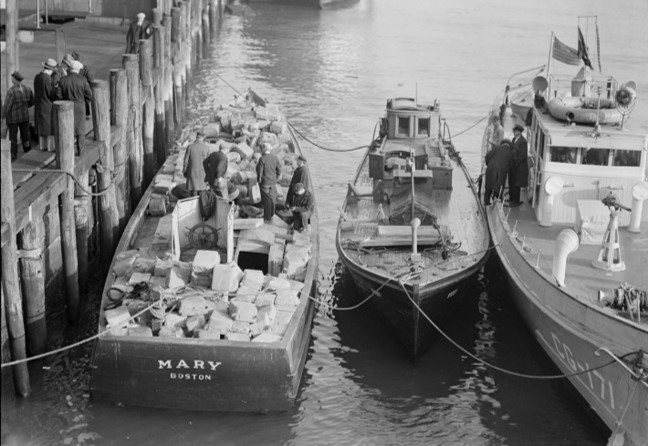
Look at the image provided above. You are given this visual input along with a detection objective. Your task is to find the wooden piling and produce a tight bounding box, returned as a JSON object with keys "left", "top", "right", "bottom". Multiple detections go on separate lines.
{"left": 139, "top": 39, "right": 155, "bottom": 186}
{"left": 74, "top": 196, "right": 90, "bottom": 294}
{"left": 19, "top": 221, "right": 46, "bottom": 355}
{"left": 123, "top": 54, "right": 143, "bottom": 210}
{"left": 91, "top": 80, "right": 119, "bottom": 268}
{"left": 55, "top": 29, "right": 66, "bottom": 65}
{"left": 1, "top": 140, "right": 31, "bottom": 396}
{"left": 110, "top": 69, "right": 130, "bottom": 231}
{"left": 53, "top": 101, "right": 81, "bottom": 323}
{"left": 163, "top": 13, "right": 175, "bottom": 147}
{"left": 5, "top": 0, "right": 18, "bottom": 91}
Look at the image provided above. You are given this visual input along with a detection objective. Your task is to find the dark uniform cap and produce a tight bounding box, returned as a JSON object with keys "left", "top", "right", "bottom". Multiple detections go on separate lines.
{"left": 513, "top": 124, "right": 524, "bottom": 132}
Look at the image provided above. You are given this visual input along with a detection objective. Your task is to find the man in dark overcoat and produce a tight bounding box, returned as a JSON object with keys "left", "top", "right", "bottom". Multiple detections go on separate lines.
{"left": 256, "top": 143, "right": 282, "bottom": 224}
{"left": 72, "top": 52, "right": 95, "bottom": 119}
{"left": 34, "top": 58, "right": 58, "bottom": 151}
{"left": 203, "top": 143, "right": 229, "bottom": 198}
{"left": 506, "top": 124, "right": 528, "bottom": 207}
{"left": 126, "top": 12, "right": 152, "bottom": 54}
{"left": 183, "top": 130, "right": 211, "bottom": 195}
{"left": 483, "top": 140, "right": 513, "bottom": 206}
{"left": 285, "top": 155, "right": 311, "bottom": 206}
{"left": 56, "top": 60, "right": 93, "bottom": 155}
{"left": 287, "top": 183, "right": 314, "bottom": 233}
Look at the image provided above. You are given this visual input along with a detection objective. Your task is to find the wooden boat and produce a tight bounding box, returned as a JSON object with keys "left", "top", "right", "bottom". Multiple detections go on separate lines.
{"left": 482, "top": 21, "right": 648, "bottom": 446}
{"left": 336, "top": 97, "right": 490, "bottom": 360}
{"left": 90, "top": 89, "right": 319, "bottom": 412}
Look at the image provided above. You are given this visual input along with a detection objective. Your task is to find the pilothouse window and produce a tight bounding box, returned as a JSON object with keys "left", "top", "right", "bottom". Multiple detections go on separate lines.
{"left": 613, "top": 150, "right": 641, "bottom": 167}
{"left": 584, "top": 148, "right": 610, "bottom": 166}
{"left": 418, "top": 118, "right": 430, "bottom": 136}
{"left": 397, "top": 116, "right": 410, "bottom": 136}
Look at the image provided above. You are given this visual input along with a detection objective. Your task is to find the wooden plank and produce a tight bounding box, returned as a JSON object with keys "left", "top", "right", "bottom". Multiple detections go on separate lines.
{"left": 359, "top": 235, "right": 442, "bottom": 248}
{"left": 377, "top": 225, "right": 446, "bottom": 237}
{"left": 12, "top": 150, "right": 57, "bottom": 189}
{"left": 13, "top": 172, "right": 66, "bottom": 234}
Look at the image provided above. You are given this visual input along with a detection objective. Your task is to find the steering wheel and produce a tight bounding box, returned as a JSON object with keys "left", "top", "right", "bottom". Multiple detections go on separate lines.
{"left": 188, "top": 223, "right": 219, "bottom": 249}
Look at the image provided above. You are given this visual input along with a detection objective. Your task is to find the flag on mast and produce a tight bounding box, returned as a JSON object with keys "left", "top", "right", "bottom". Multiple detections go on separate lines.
{"left": 551, "top": 35, "right": 580, "bottom": 65}
{"left": 578, "top": 27, "right": 594, "bottom": 69}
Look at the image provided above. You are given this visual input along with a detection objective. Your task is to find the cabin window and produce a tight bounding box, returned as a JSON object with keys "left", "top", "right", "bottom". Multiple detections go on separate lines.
{"left": 538, "top": 132, "right": 546, "bottom": 159}
{"left": 613, "top": 150, "right": 641, "bottom": 167}
{"left": 550, "top": 146, "right": 578, "bottom": 163}
{"left": 583, "top": 148, "right": 610, "bottom": 166}
{"left": 397, "top": 116, "right": 410, "bottom": 136}
{"left": 417, "top": 118, "right": 430, "bottom": 136}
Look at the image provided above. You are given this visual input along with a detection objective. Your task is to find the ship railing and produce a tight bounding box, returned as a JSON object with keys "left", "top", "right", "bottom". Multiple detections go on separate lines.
{"left": 546, "top": 74, "right": 618, "bottom": 100}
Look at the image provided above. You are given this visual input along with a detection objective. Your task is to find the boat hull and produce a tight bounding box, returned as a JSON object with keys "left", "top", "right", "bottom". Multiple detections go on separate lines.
{"left": 91, "top": 280, "right": 316, "bottom": 412}
{"left": 487, "top": 205, "right": 648, "bottom": 445}
{"left": 338, "top": 242, "right": 486, "bottom": 360}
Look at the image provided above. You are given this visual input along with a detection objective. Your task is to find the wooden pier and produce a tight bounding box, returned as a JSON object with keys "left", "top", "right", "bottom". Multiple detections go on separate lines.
{"left": 1, "top": 0, "right": 221, "bottom": 396}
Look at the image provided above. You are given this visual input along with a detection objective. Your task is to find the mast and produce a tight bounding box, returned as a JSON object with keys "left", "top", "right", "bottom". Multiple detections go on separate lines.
{"left": 546, "top": 31, "right": 555, "bottom": 85}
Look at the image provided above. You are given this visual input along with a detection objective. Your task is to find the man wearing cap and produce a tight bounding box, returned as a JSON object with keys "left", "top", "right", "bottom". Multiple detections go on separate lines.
{"left": 286, "top": 154, "right": 311, "bottom": 206}
{"left": 287, "top": 182, "right": 314, "bottom": 233}
{"left": 506, "top": 124, "right": 528, "bottom": 207}
{"left": 203, "top": 141, "right": 229, "bottom": 198}
{"left": 126, "top": 12, "right": 152, "bottom": 54}
{"left": 256, "top": 143, "right": 282, "bottom": 224}
{"left": 2, "top": 72, "right": 34, "bottom": 160}
{"left": 34, "top": 59, "right": 58, "bottom": 151}
{"left": 183, "top": 130, "right": 211, "bottom": 196}
{"left": 57, "top": 60, "right": 93, "bottom": 155}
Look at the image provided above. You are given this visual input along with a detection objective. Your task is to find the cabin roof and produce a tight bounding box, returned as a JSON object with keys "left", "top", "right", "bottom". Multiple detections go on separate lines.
{"left": 535, "top": 109, "right": 647, "bottom": 150}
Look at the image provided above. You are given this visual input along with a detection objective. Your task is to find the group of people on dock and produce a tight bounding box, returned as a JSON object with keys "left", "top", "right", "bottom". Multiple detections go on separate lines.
{"left": 183, "top": 130, "right": 314, "bottom": 233}
{"left": 483, "top": 117, "right": 529, "bottom": 207}
{"left": 2, "top": 53, "right": 94, "bottom": 161}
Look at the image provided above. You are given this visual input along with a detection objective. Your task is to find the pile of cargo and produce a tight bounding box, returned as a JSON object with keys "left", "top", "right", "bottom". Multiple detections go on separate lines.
{"left": 103, "top": 241, "right": 312, "bottom": 342}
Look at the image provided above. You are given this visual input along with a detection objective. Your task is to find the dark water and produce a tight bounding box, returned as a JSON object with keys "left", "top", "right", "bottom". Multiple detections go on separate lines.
{"left": 3, "top": 0, "right": 647, "bottom": 444}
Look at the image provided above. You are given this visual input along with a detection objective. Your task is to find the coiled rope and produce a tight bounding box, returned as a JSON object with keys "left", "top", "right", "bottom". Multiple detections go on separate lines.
{"left": 11, "top": 167, "right": 115, "bottom": 197}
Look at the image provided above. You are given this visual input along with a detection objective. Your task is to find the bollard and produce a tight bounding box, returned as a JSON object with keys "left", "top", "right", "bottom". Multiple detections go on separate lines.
{"left": 1, "top": 140, "right": 31, "bottom": 397}
{"left": 53, "top": 101, "right": 81, "bottom": 323}
{"left": 19, "top": 220, "right": 47, "bottom": 355}
{"left": 123, "top": 54, "right": 143, "bottom": 209}
{"left": 110, "top": 69, "right": 130, "bottom": 230}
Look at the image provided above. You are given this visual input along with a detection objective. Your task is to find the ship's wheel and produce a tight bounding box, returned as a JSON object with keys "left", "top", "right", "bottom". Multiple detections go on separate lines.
{"left": 188, "top": 223, "right": 219, "bottom": 249}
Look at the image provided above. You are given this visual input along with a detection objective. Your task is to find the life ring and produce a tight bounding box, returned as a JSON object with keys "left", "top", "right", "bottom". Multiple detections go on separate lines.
{"left": 547, "top": 96, "right": 623, "bottom": 125}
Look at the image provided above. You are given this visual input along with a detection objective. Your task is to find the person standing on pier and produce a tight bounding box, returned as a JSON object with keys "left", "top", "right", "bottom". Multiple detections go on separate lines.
{"left": 126, "top": 12, "right": 152, "bottom": 54}
{"left": 286, "top": 155, "right": 311, "bottom": 207}
{"left": 506, "top": 125, "right": 528, "bottom": 207}
{"left": 72, "top": 52, "right": 94, "bottom": 120}
{"left": 34, "top": 59, "right": 58, "bottom": 152}
{"left": 56, "top": 61, "right": 93, "bottom": 156}
{"left": 183, "top": 130, "right": 211, "bottom": 196}
{"left": 256, "top": 143, "right": 282, "bottom": 224}
{"left": 2, "top": 71, "right": 34, "bottom": 161}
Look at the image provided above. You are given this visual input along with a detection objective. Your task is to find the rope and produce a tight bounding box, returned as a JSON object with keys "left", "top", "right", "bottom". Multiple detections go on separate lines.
{"left": 289, "top": 123, "right": 369, "bottom": 153}
{"left": 399, "top": 280, "right": 628, "bottom": 380}
{"left": 451, "top": 113, "right": 490, "bottom": 138}
{"left": 0, "top": 298, "right": 162, "bottom": 369}
{"left": 11, "top": 167, "right": 115, "bottom": 197}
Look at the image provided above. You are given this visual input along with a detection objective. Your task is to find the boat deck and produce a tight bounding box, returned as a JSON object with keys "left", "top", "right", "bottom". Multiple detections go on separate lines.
{"left": 493, "top": 195, "right": 648, "bottom": 324}
{"left": 339, "top": 138, "right": 489, "bottom": 284}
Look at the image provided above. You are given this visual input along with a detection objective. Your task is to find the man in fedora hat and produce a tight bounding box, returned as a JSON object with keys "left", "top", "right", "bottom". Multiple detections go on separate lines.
{"left": 57, "top": 60, "right": 93, "bottom": 155}
{"left": 71, "top": 52, "right": 94, "bottom": 120}
{"left": 286, "top": 154, "right": 311, "bottom": 206}
{"left": 256, "top": 142, "right": 282, "bottom": 224}
{"left": 34, "top": 58, "right": 58, "bottom": 151}
{"left": 2, "top": 71, "right": 34, "bottom": 160}
{"left": 505, "top": 124, "right": 528, "bottom": 207}
{"left": 126, "top": 12, "right": 152, "bottom": 54}
{"left": 183, "top": 130, "right": 211, "bottom": 196}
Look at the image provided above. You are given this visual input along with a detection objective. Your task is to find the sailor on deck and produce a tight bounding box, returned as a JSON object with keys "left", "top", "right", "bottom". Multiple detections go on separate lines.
{"left": 288, "top": 182, "right": 314, "bottom": 233}
{"left": 256, "top": 143, "right": 282, "bottom": 224}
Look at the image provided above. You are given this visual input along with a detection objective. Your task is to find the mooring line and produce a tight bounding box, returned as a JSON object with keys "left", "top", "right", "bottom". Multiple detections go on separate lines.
{"left": 11, "top": 167, "right": 115, "bottom": 197}
{"left": 399, "top": 282, "right": 634, "bottom": 380}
